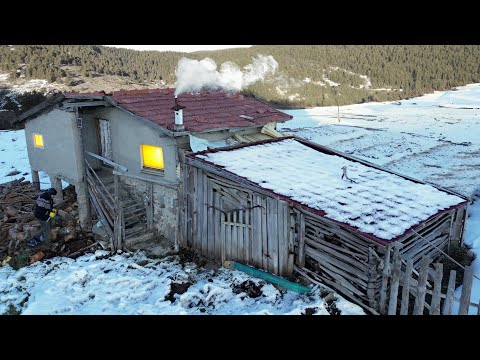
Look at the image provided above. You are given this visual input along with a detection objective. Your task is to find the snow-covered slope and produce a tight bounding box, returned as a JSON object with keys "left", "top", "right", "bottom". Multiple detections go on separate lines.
{"left": 0, "top": 250, "right": 362, "bottom": 315}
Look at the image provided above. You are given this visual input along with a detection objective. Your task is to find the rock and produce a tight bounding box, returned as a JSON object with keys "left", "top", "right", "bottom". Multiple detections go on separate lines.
{"left": 57, "top": 209, "right": 67, "bottom": 219}
{"left": 29, "top": 251, "right": 45, "bottom": 265}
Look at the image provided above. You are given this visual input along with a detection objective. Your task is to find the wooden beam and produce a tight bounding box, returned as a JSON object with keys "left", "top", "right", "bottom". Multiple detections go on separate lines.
{"left": 458, "top": 265, "right": 474, "bottom": 315}
{"left": 430, "top": 262, "right": 443, "bottom": 315}
{"left": 387, "top": 245, "right": 402, "bottom": 315}
{"left": 413, "top": 256, "right": 431, "bottom": 315}
{"left": 400, "top": 258, "right": 413, "bottom": 315}
{"left": 297, "top": 211, "right": 305, "bottom": 267}
{"left": 443, "top": 270, "right": 457, "bottom": 315}
{"left": 61, "top": 101, "right": 110, "bottom": 108}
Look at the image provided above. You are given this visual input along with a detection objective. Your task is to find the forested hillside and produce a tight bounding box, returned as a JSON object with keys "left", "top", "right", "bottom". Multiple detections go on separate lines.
{"left": 1, "top": 45, "right": 480, "bottom": 108}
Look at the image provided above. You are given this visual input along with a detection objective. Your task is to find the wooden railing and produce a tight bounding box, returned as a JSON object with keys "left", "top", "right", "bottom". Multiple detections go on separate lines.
{"left": 84, "top": 153, "right": 128, "bottom": 252}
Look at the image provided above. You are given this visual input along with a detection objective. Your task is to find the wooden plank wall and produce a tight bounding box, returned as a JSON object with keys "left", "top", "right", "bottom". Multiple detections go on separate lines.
{"left": 299, "top": 211, "right": 381, "bottom": 305}
{"left": 182, "top": 165, "right": 292, "bottom": 276}
{"left": 397, "top": 210, "right": 455, "bottom": 267}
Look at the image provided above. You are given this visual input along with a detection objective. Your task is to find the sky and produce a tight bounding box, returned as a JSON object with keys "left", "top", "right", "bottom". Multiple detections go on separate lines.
{"left": 105, "top": 45, "right": 252, "bottom": 53}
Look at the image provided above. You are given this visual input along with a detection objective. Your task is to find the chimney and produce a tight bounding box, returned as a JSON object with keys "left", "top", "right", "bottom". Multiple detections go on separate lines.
{"left": 172, "top": 95, "right": 186, "bottom": 131}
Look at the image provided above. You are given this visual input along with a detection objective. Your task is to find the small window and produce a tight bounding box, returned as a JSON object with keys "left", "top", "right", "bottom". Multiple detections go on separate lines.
{"left": 141, "top": 144, "right": 164, "bottom": 172}
{"left": 33, "top": 133, "right": 44, "bottom": 148}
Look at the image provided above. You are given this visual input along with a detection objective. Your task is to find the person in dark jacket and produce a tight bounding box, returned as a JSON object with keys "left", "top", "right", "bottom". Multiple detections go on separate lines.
{"left": 26, "top": 188, "right": 57, "bottom": 247}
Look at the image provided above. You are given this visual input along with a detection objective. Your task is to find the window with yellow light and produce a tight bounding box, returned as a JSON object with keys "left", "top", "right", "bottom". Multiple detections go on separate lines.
{"left": 33, "top": 133, "right": 44, "bottom": 148}
{"left": 141, "top": 144, "right": 164, "bottom": 172}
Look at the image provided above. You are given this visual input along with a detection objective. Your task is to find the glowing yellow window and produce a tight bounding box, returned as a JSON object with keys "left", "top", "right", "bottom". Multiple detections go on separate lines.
{"left": 33, "top": 133, "right": 44, "bottom": 148}
{"left": 141, "top": 144, "right": 164, "bottom": 171}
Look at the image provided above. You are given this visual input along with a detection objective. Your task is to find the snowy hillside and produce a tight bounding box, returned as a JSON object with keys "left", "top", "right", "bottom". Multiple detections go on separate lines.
{"left": 280, "top": 83, "right": 480, "bottom": 314}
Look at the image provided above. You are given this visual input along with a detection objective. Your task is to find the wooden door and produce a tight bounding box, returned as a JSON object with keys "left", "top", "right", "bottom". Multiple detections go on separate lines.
{"left": 98, "top": 119, "right": 113, "bottom": 161}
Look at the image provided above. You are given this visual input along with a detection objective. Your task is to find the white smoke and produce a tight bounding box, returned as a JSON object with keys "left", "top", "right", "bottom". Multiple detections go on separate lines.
{"left": 174, "top": 55, "right": 278, "bottom": 95}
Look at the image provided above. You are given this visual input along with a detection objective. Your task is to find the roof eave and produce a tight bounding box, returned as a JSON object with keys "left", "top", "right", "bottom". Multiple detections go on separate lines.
{"left": 13, "top": 93, "right": 65, "bottom": 124}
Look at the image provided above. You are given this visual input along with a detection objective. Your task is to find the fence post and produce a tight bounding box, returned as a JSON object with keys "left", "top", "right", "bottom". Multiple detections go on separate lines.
{"left": 388, "top": 244, "right": 402, "bottom": 315}
{"left": 367, "top": 247, "right": 379, "bottom": 310}
{"left": 400, "top": 258, "right": 413, "bottom": 315}
{"left": 443, "top": 270, "right": 456, "bottom": 315}
{"left": 413, "top": 256, "right": 430, "bottom": 315}
{"left": 430, "top": 262, "right": 443, "bottom": 315}
{"left": 379, "top": 244, "right": 392, "bottom": 315}
{"left": 458, "top": 265, "right": 474, "bottom": 315}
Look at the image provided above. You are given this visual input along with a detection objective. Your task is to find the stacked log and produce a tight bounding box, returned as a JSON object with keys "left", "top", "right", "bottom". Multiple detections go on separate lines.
{"left": 0, "top": 179, "right": 96, "bottom": 264}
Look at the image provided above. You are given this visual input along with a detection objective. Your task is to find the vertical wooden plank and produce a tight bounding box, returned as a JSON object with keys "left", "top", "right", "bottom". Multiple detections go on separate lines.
{"left": 367, "top": 247, "right": 380, "bottom": 310}
{"left": 207, "top": 180, "right": 215, "bottom": 258}
{"left": 400, "top": 258, "right": 413, "bottom": 315}
{"left": 202, "top": 173, "right": 209, "bottom": 255}
{"left": 460, "top": 205, "right": 469, "bottom": 247}
{"left": 287, "top": 210, "right": 295, "bottom": 275}
{"left": 387, "top": 245, "right": 402, "bottom": 315}
{"left": 413, "top": 256, "right": 430, "bottom": 315}
{"left": 458, "top": 265, "right": 474, "bottom": 315}
{"left": 379, "top": 244, "right": 392, "bottom": 315}
{"left": 430, "top": 262, "right": 444, "bottom": 315}
{"left": 238, "top": 209, "right": 244, "bottom": 262}
{"left": 261, "top": 197, "right": 268, "bottom": 271}
{"left": 297, "top": 212, "right": 306, "bottom": 267}
{"left": 277, "top": 201, "right": 289, "bottom": 276}
{"left": 226, "top": 212, "right": 231, "bottom": 260}
{"left": 213, "top": 191, "right": 222, "bottom": 259}
{"left": 443, "top": 270, "right": 457, "bottom": 315}
{"left": 245, "top": 209, "right": 251, "bottom": 264}
{"left": 266, "top": 197, "right": 279, "bottom": 275}
{"left": 195, "top": 168, "right": 203, "bottom": 251}
{"left": 220, "top": 211, "right": 226, "bottom": 264}
{"left": 451, "top": 208, "right": 465, "bottom": 246}
{"left": 477, "top": 300, "right": 480, "bottom": 315}
{"left": 232, "top": 211, "right": 238, "bottom": 260}
{"left": 191, "top": 167, "right": 198, "bottom": 249}
{"left": 252, "top": 196, "right": 263, "bottom": 268}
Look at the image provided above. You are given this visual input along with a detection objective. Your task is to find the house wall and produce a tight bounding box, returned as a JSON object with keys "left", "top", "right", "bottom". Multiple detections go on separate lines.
{"left": 88, "top": 107, "right": 180, "bottom": 242}
{"left": 25, "top": 108, "right": 81, "bottom": 184}
{"left": 95, "top": 107, "right": 178, "bottom": 183}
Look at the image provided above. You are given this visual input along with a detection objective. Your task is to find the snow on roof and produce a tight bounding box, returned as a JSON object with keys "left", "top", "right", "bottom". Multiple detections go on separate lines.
{"left": 196, "top": 138, "right": 466, "bottom": 242}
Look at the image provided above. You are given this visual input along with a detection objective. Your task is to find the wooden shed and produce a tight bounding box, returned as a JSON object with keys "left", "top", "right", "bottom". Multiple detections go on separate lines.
{"left": 179, "top": 136, "right": 469, "bottom": 308}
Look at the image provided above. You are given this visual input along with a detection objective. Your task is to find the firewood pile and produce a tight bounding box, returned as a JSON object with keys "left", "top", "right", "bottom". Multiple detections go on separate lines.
{"left": 0, "top": 178, "right": 98, "bottom": 268}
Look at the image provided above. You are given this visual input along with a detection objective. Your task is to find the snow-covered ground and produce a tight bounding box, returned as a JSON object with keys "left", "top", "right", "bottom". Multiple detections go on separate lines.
{"left": 0, "top": 250, "right": 361, "bottom": 315}
{"left": 0, "top": 74, "right": 57, "bottom": 95}
{"left": 280, "top": 83, "right": 480, "bottom": 314}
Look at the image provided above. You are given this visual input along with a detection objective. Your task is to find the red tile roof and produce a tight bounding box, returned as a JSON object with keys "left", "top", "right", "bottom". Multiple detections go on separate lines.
{"left": 106, "top": 88, "right": 292, "bottom": 132}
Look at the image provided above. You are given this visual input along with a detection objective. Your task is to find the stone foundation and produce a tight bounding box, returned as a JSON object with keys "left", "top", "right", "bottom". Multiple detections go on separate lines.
{"left": 120, "top": 176, "right": 178, "bottom": 243}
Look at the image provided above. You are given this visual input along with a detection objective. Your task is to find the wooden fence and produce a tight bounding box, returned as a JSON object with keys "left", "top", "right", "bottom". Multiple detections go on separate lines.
{"left": 380, "top": 244, "right": 479, "bottom": 315}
